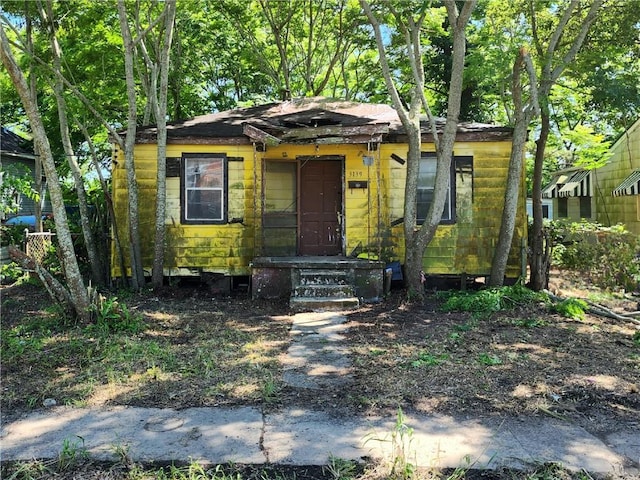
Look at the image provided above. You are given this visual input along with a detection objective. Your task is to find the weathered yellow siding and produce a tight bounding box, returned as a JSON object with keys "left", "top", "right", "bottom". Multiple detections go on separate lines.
{"left": 111, "top": 138, "right": 526, "bottom": 280}
{"left": 595, "top": 119, "right": 640, "bottom": 234}
{"left": 382, "top": 141, "right": 526, "bottom": 278}
{"left": 111, "top": 144, "right": 256, "bottom": 277}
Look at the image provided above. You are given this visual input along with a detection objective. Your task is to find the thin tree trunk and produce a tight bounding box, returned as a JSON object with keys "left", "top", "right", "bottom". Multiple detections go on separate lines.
{"left": 411, "top": 1, "right": 476, "bottom": 296}
{"left": 77, "top": 119, "right": 128, "bottom": 287}
{"left": 25, "top": 7, "right": 43, "bottom": 233}
{"left": 8, "top": 246, "right": 74, "bottom": 315}
{"left": 489, "top": 49, "right": 539, "bottom": 286}
{"left": 361, "top": 0, "right": 476, "bottom": 299}
{"left": 152, "top": 0, "right": 176, "bottom": 288}
{"left": 530, "top": 110, "right": 551, "bottom": 291}
{"left": 402, "top": 119, "right": 427, "bottom": 296}
{"left": 1, "top": 25, "right": 90, "bottom": 322}
{"left": 42, "top": 0, "right": 106, "bottom": 286}
{"left": 527, "top": 0, "right": 604, "bottom": 291}
{"left": 118, "top": 0, "right": 146, "bottom": 289}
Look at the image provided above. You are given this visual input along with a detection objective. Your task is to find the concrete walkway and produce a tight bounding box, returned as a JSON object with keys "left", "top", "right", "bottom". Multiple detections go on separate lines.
{"left": 1, "top": 311, "right": 639, "bottom": 476}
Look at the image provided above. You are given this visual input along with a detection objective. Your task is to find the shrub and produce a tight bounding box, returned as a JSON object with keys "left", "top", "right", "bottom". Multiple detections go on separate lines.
{"left": 88, "top": 295, "right": 145, "bottom": 334}
{"left": 551, "top": 221, "right": 640, "bottom": 292}
{"left": 0, "top": 262, "right": 26, "bottom": 284}
{"left": 439, "top": 283, "right": 549, "bottom": 319}
{"left": 553, "top": 298, "right": 588, "bottom": 320}
{"left": 0, "top": 224, "right": 26, "bottom": 247}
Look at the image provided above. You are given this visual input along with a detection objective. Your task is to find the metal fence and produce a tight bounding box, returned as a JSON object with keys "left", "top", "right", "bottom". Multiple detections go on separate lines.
{"left": 25, "top": 230, "right": 55, "bottom": 264}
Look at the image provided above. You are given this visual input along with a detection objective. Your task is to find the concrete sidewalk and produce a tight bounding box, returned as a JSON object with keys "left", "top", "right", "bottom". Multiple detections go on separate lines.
{"left": 1, "top": 405, "right": 638, "bottom": 476}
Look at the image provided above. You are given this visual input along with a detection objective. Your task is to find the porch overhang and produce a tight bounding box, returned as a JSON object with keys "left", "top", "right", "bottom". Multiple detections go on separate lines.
{"left": 613, "top": 170, "right": 640, "bottom": 197}
{"left": 243, "top": 122, "right": 389, "bottom": 146}
{"left": 280, "top": 123, "right": 389, "bottom": 144}
{"left": 243, "top": 123, "right": 281, "bottom": 146}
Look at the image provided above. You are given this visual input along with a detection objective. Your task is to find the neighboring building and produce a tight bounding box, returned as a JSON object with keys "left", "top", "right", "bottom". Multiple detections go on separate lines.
{"left": 0, "top": 126, "right": 38, "bottom": 219}
{"left": 542, "top": 166, "right": 595, "bottom": 221}
{"left": 541, "top": 119, "right": 640, "bottom": 232}
{"left": 526, "top": 198, "right": 554, "bottom": 220}
{"left": 593, "top": 118, "right": 640, "bottom": 234}
{"left": 110, "top": 97, "right": 527, "bottom": 303}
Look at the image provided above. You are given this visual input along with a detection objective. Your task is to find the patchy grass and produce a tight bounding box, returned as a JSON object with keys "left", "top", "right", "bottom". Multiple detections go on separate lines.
{"left": 0, "top": 457, "right": 614, "bottom": 480}
{"left": 1, "top": 283, "right": 291, "bottom": 416}
{"left": 2, "top": 276, "right": 639, "bottom": 473}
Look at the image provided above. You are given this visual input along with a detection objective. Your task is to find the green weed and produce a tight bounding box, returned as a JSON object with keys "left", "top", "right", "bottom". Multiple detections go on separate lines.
{"left": 324, "top": 455, "right": 359, "bottom": 480}
{"left": 89, "top": 296, "right": 145, "bottom": 334}
{"left": 366, "top": 407, "right": 416, "bottom": 480}
{"left": 410, "top": 351, "right": 448, "bottom": 368}
{"left": 452, "top": 321, "right": 476, "bottom": 332}
{"left": 477, "top": 353, "right": 502, "bottom": 366}
{"left": 57, "top": 436, "right": 88, "bottom": 471}
{"left": 1, "top": 459, "right": 51, "bottom": 479}
{"left": 0, "top": 262, "right": 26, "bottom": 284}
{"left": 552, "top": 298, "right": 588, "bottom": 320}
{"left": 512, "top": 317, "right": 548, "bottom": 328}
{"left": 261, "top": 373, "right": 279, "bottom": 403}
{"left": 633, "top": 331, "right": 640, "bottom": 347}
{"left": 440, "top": 284, "right": 549, "bottom": 320}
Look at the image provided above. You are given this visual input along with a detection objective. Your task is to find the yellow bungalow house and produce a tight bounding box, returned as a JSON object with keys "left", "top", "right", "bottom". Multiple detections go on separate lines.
{"left": 111, "top": 98, "right": 527, "bottom": 308}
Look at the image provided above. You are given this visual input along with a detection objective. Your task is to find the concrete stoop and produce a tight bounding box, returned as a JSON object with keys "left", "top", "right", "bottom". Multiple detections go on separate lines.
{"left": 290, "top": 268, "right": 360, "bottom": 311}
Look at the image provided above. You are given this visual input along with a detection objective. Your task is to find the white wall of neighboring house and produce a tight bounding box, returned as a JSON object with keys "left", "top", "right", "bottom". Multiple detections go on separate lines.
{"left": 526, "top": 198, "right": 554, "bottom": 220}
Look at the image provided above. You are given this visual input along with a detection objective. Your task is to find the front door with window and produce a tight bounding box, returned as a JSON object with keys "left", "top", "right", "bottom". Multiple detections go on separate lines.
{"left": 299, "top": 159, "right": 343, "bottom": 255}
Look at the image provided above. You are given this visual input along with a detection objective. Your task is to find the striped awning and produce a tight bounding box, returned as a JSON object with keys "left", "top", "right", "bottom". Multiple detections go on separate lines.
{"left": 542, "top": 172, "right": 569, "bottom": 198}
{"left": 558, "top": 170, "right": 592, "bottom": 197}
{"left": 542, "top": 169, "right": 592, "bottom": 198}
{"left": 612, "top": 170, "right": 640, "bottom": 197}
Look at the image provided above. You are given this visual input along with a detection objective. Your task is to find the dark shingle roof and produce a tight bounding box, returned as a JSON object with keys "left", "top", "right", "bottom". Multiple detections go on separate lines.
{"left": 133, "top": 97, "right": 512, "bottom": 144}
{"left": 0, "top": 126, "right": 36, "bottom": 159}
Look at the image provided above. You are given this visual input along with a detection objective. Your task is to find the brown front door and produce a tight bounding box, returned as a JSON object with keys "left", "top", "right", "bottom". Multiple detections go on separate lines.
{"left": 299, "top": 159, "right": 343, "bottom": 255}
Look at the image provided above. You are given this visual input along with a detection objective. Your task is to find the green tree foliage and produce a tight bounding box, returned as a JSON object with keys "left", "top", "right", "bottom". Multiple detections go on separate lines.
{"left": 2, "top": 0, "right": 638, "bottom": 296}
{"left": 0, "top": 163, "right": 38, "bottom": 215}
{"left": 552, "top": 222, "right": 640, "bottom": 292}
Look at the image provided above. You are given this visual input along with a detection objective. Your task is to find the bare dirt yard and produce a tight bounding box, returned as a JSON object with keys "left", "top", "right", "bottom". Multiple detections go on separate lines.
{"left": 1, "top": 270, "right": 639, "bottom": 479}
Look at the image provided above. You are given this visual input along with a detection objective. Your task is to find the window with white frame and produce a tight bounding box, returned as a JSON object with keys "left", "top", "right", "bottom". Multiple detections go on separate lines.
{"left": 182, "top": 154, "right": 227, "bottom": 223}
{"left": 417, "top": 152, "right": 456, "bottom": 224}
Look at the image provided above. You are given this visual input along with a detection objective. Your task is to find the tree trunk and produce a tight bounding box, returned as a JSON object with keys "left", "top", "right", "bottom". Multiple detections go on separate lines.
{"left": 409, "top": 1, "right": 475, "bottom": 298}
{"left": 529, "top": 110, "right": 551, "bottom": 291}
{"left": 25, "top": 10, "right": 43, "bottom": 234}
{"left": 402, "top": 119, "right": 428, "bottom": 297}
{"left": 78, "top": 120, "right": 128, "bottom": 286}
{"left": 489, "top": 48, "right": 539, "bottom": 286}
{"left": 489, "top": 119, "right": 528, "bottom": 286}
{"left": 9, "top": 246, "right": 74, "bottom": 316}
{"left": 118, "top": 0, "right": 146, "bottom": 289}
{"left": 42, "top": 0, "right": 106, "bottom": 286}
{"left": 362, "top": 1, "right": 476, "bottom": 300}
{"left": 152, "top": 0, "right": 177, "bottom": 289}
{"left": 526, "top": 0, "right": 604, "bottom": 291}
{"left": 1, "top": 25, "right": 90, "bottom": 322}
